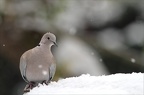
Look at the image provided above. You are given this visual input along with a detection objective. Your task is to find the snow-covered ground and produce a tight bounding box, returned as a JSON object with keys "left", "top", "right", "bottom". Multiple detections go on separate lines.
{"left": 25, "top": 73, "right": 143, "bottom": 95}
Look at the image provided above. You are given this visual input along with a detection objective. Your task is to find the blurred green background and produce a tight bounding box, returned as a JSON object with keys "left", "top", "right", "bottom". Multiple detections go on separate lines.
{"left": 0, "top": 0, "right": 144, "bottom": 95}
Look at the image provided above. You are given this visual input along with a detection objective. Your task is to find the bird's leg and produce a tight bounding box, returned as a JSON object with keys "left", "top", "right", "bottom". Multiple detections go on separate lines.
{"left": 24, "top": 84, "right": 30, "bottom": 92}
{"left": 24, "top": 82, "right": 36, "bottom": 92}
{"left": 30, "top": 82, "right": 37, "bottom": 88}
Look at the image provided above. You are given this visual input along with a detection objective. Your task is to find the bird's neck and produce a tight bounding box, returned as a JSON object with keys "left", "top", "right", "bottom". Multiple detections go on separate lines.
{"left": 38, "top": 43, "right": 52, "bottom": 52}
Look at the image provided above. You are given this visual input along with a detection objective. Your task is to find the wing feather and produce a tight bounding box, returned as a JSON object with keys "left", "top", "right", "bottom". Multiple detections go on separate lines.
{"left": 49, "top": 63, "right": 56, "bottom": 81}
{"left": 20, "top": 56, "right": 29, "bottom": 83}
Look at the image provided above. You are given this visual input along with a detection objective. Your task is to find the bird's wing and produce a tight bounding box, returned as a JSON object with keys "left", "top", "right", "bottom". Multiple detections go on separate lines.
{"left": 20, "top": 56, "right": 29, "bottom": 83}
{"left": 49, "top": 63, "right": 56, "bottom": 81}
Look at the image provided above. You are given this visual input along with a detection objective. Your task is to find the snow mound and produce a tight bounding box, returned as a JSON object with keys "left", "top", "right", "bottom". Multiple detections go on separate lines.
{"left": 25, "top": 73, "right": 143, "bottom": 95}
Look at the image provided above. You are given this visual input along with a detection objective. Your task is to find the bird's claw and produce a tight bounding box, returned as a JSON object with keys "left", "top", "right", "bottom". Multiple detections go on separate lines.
{"left": 41, "top": 80, "right": 50, "bottom": 85}
{"left": 24, "top": 82, "right": 36, "bottom": 93}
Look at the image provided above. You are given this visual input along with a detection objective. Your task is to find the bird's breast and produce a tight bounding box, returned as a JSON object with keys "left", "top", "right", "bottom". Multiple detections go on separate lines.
{"left": 25, "top": 48, "right": 53, "bottom": 82}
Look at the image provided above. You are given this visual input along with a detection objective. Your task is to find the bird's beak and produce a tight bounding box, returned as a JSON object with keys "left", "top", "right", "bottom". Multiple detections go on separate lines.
{"left": 53, "top": 42, "right": 58, "bottom": 47}
{"left": 49, "top": 39, "right": 58, "bottom": 47}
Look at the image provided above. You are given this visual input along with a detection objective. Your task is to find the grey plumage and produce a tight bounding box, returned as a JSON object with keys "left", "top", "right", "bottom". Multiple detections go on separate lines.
{"left": 19, "top": 32, "right": 57, "bottom": 92}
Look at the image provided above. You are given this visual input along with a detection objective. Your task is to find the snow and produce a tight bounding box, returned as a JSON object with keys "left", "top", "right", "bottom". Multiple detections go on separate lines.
{"left": 131, "top": 58, "right": 136, "bottom": 63}
{"left": 25, "top": 73, "right": 143, "bottom": 95}
{"left": 2, "top": 44, "right": 5, "bottom": 46}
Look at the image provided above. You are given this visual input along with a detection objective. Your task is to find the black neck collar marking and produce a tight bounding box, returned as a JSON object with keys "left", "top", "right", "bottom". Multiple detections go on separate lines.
{"left": 38, "top": 44, "right": 40, "bottom": 46}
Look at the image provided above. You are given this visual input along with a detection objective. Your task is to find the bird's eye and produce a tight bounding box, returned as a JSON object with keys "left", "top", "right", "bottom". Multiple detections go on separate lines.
{"left": 47, "top": 37, "right": 50, "bottom": 40}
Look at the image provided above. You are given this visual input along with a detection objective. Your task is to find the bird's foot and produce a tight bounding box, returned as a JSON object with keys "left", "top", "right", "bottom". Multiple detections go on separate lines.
{"left": 24, "top": 82, "right": 36, "bottom": 93}
{"left": 41, "top": 80, "right": 50, "bottom": 85}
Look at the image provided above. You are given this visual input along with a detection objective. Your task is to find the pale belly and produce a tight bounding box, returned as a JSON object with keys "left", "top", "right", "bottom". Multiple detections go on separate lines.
{"left": 26, "top": 63, "right": 50, "bottom": 82}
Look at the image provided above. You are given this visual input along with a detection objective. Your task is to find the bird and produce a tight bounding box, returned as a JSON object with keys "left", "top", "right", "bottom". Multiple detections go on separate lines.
{"left": 19, "top": 32, "right": 57, "bottom": 92}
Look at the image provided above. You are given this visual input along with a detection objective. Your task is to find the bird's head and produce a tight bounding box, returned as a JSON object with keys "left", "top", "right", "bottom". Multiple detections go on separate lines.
{"left": 40, "top": 32, "right": 58, "bottom": 47}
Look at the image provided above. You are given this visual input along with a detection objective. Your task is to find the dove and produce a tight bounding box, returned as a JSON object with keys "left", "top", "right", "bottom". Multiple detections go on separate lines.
{"left": 19, "top": 32, "right": 57, "bottom": 92}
